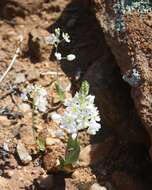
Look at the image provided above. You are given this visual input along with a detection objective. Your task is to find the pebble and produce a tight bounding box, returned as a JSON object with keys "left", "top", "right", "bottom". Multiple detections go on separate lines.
{"left": 14, "top": 73, "right": 26, "bottom": 84}
{"left": 19, "top": 103, "right": 31, "bottom": 112}
{"left": 27, "top": 68, "right": 40, "bottom": 81}
{"left": 17, "top": 141, "right": 32, "bottom": 165}
{"left": 79, "top": 139, "right": 114, "bottom": 166}
{"left": 45, "top": 137, "right": 61, "bottom": 146}
{"left": 90, "top": 183, "right": 107, "bottom": 190}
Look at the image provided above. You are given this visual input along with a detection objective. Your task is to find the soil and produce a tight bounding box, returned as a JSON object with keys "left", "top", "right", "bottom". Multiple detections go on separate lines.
{"left": 0, "top": 0, "right": 152, "bottom": 190}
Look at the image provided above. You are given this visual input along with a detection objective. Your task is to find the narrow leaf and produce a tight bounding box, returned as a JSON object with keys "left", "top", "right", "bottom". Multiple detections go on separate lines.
{"left": 55, "top": 82, "right": 65, "bottom": 102}
{"left": 36, "top": 137, "right": 46, "bottom": 152}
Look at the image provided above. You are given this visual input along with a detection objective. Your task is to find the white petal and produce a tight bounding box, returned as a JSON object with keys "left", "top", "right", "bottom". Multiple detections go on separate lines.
{"left": 55, "top": 52, "right": 62, "bottom": 60}
{"left": 66, "top": 54, "right": 76, "bottom": 61}
{"left": 51, "top": 112, "right": 61, "bottom": 123}
{"left": 72, "top": 133, "right": 77, "bottom": 140}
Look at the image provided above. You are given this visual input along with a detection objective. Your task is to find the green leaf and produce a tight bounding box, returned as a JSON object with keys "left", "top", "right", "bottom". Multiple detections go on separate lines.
{"left": 65, "top": 137, "right": 80, "bottom": 164}
{"left": 60, "top": 136, "right": 80, "bottom": 167}
{"left": 55, "top": 82, "right": 65, "bottom": 102}
{"left": 36, "top": 137, "right": 46, "bottom": 152}
{"left": 80, "top": 80, "right": 89, "bottom": 96}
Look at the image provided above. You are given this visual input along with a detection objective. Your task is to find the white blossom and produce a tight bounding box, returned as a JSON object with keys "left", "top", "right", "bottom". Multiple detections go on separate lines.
{"left": 55, "top": 52, "right": 62, "bottom": 60}
{"left": 21, "top": 84, "right": 48, "bottom": 113}
{"left": 52, "top": 91, "right": 101, "bottom": 137}
{"left": 21, "top": 92, "right": 28, "bottom": 101}
{"left": 62, "top": 32, "right": 70, "bottom": 43}
{"left": 66, "top": 54, "right": 76, "bottom": 61}
{"left": 51, "top": 112, "right": 62, "bottom": 123}
{"left": 55, "top": 28, "right": 61, "bottom": 38}
{"left": 45, "top": 34, "right": 60, "bottom": 45}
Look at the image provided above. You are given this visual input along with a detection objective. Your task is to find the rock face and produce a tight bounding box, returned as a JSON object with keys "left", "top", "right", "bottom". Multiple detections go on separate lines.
{"left": 91, "top": 0, "right": 152, "bottom": 154}
{"left": 0, "top": 0, "right": 44, "bottom": 19}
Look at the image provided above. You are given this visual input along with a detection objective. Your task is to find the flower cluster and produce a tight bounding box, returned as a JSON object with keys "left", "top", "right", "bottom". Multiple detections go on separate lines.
{"left": 52, "top": 86, "right": 101, "bottom": 138}
{"left": 21, "top": 84, "right": 48, "bottom": 112}
{"left": 45, "top": 28, "right": 76, "bottom": 61}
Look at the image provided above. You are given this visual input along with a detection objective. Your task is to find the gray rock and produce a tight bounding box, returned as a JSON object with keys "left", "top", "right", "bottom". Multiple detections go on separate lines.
{"left": 15, "top": 73, "right": 26, "bottom": 84}
{"left": 17, "top": 141, "right": 32, "bottom": 164}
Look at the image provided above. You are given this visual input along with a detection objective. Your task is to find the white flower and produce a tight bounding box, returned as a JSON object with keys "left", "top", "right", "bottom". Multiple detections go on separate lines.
{"left": 21, "top": 84, "right": 48, "bottom": 113}
{"left": 52, "top": 91, "right": 101, "bottom": 136}
{"left": 55, "top": 52, "right": 62, "bottom": 60}
{"left": 62, "top": 32, "right": 70, "bottom": 43}
{"left": 55, "top": 28, "right": 61, "bottom": 38}
{"left": 66, "top": 54, "right": 76, "bottom": 61}
{"left": 51, "top": 112, "right": 61, "bottom": 123}
{"left": 45, "top": 34, "right": 60, "bottom": 45}
{"left": 21, "top": 92, "right": 28, "bottom": 101}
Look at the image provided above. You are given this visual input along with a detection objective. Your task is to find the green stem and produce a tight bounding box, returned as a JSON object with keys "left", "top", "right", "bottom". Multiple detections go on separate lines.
{"left": 32, "top": 101, "right": 37, "bottom": 140}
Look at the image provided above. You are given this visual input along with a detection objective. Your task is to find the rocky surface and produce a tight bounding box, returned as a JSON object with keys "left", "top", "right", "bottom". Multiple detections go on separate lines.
{"left": 93, "top": 0, "right": 152, "bottom": 155}
{"left": 0, "top": 0, "right": 152, "bottom": 189}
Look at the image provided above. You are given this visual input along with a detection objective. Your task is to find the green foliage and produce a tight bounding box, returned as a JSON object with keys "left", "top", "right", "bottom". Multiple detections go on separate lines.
{"left": 55, "top": 81, "right": 65, "bottom": 102}
{"left": 60, "top": 136, "right": 80, "bottom": 170}
{"left": 36, "top": 136, "right": 46, "bottom": 152}
{"left": 80, "top": 80, "right": 89, "bottom": 96}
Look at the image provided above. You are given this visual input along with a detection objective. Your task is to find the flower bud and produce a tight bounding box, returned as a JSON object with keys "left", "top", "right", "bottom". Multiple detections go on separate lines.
{"left": 55, "top": 52, "right": 62, "bottom": 60}
{"left": 66, "top": 54, "right": 76, "bottom": 61}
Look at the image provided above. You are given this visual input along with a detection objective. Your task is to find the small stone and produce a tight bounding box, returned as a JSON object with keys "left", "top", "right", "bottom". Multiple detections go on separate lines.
{"left": 79, "top": 138, "right": 114, "bottom": 166}
{"left": 90, "top": 183, "right": 107, "bottom": 190}
{"left": 14, "top": 73, "right": 26, "bottom": 84}
{"left": 37, "top": 174, "right": 53, "bottom": 190}
{"left": 45, "top": 137, "right": 61, "bottom": 146}
{"left": 17, "top": 141, "right": 32, "bottom": 165}
{"left": 19, "top": 103, "right": 31, "bottom": 112}
{"left": 19, "top": 125, "right": 35, "bottom": 146}
{"left": 0, "top": 116, "right": 11, "bottom": 126}
{"left": 65, "top": 178, "right": 77, "bottom": 190}
{"left": 27, "top": 68, "right": 40, "bottom": 81}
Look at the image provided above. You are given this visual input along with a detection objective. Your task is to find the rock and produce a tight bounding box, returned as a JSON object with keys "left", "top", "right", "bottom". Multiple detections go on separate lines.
{"left": 43, "top": 143, "right": 65, "bottom": 172}
{"left": 79, "top": 138, "right": 114, "bottom": 166}
{"left": 0, "top": 116, "right": 11, "bottom": 126}
{"left": 65, "top": 178, "right": 78, "bottom": 190}
{"left": 14, "top": 73, "right": 26, "bottom": 84}
{"left": 93, "top": 0, "right": 152, "bottom": 153}
{"left": 37, "top": 174, "right": 53, "bottom": 190}
{"left": 90, "top": 183, "right": 107, "bottom": 190}
{"left": 17, "top": 141, "right": 32, "bottom": 164}
{"left": 111, "top": 171, "right": 145, "bottom": 190}
{"left": 18, "top": 103, "right": 31, "bottom": 113}
{"left": 84, "top": 57, "right": 149, "bottom": 144}
{"left": 72, "top": 167, "right": 96, "bottom": 189}
{"left": 26, "top": 67, "right": 40, "bottom": 81}
{"left": 19, "top": 125, "right": 35, "bottom": 146}
{"left": 28, "top": 29, "right": 50, "bottom": 63}
{"left": 45, "top": 137, "right": 61, "bottom": 146}
{"left": 0, "top": 0, "right": 44, "bottom": 19}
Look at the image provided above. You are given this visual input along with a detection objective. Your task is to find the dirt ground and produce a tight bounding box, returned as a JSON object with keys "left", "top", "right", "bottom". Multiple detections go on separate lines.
{"left": 0, "top": 0, "right": 152, "bottom": 190}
